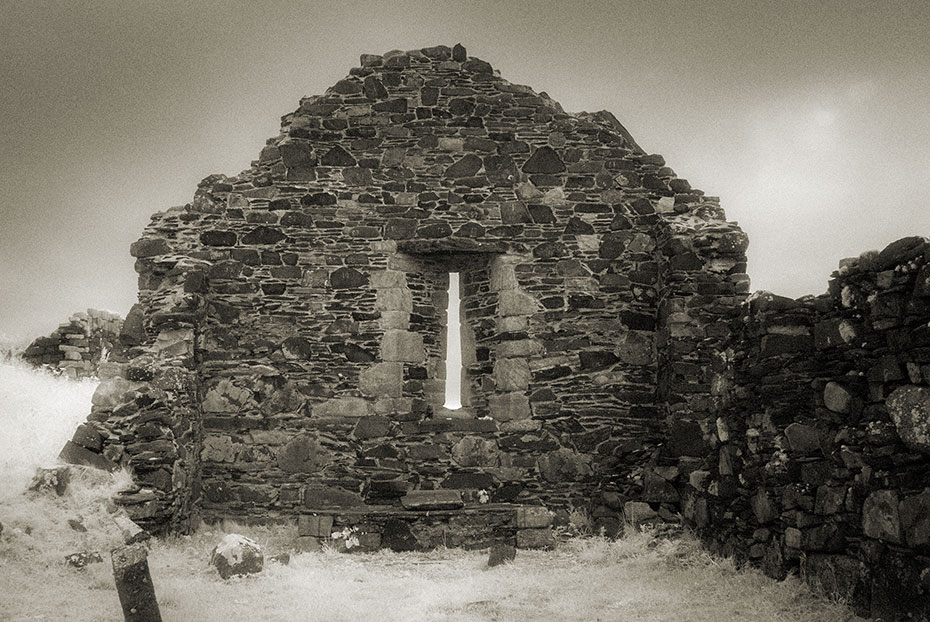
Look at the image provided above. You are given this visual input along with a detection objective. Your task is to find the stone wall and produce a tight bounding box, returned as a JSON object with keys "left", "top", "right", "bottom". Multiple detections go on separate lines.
{"left": 21, "top": 309, "right": 124, "bottom": 378}
{"left": 60, "top": 45, "right": 747, "bottom": 543}
{"left": 665, "top": 236, "right": 930, "bottom": 619}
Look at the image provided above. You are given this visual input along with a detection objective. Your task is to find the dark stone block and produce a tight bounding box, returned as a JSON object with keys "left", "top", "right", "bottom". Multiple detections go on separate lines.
{"left": 72, "top": 423, "right": 103, "bottom": 452}
{"left": 304, "top": 486, "right": 364, "bottom": 509}
{"left": 599, "top": 231, "right": 633, "bottom": 259}
{"left": 665, "top": 420, "right": 705, "bottom": 457}
{"left": 242, "top": 226, "right": 286, "bottom": 245}
{"left": 301, "top": 192, "right": 337, "bottom": 206}
{"left": 200, "top": 230, "right": 237, "bottom": 246}
{"left": 363, "top": 75, "right": 388, "bottom": 100}
{"left": 330, "top": 267, "right": 368, "bottom": 288}
{"left": 462, "top": 59, "right": 493, "bottom": 74}
{"left": 384, "top": 218, "right": 417, "bottom": 239}
{"left": 59, "top": 440, "right": 118, "bottom": 472}
{"left": 527, "top": 204, "right": 555, "bottom": 223}
{"left": 130, "top": 238, "right": 170, "bottom": 258}
{"left": 320, "top": 145, "right": 357, "bottom": 167}
{"left": 372, "top": 98, "right": 408, "bottom": 113}
{"left": 120, "top": 304, "right": 146, "bottom": 346}
{"left": 579, "top": 350, "right": 619, "bottom": 370}
{"left": 441, "top": 471, "right": 496, "bottom": 490}
{"left": 353, "top": 416, "right": 393, "bottom": 439}
{"left": 533, "top": 241, "right": 567, "bottom": 259}
{"left": 565, "top": 216, "right": 595, "bottom": 235}
{"left": 487, "top": 543, "right": 516, "bottom": 567}
{"left": 382, "top": 518, "right": 419, "bottom": 552}
{"left": 533, "top": 366, "right": 572, "bottom": 381}
{"left": 281, "top": 336, "right": 313, "bottom": 360}
{"left": 444, "top": 154, "right": 483, "bottom": 178}
{"left": 452, "top": 43, "right": 467, "bottom": 62}
{"left": 416, "top": 222, "right": 453, "bottom": 238}
{"left": 522, "top": 146, "right": 566, "bottom": 174}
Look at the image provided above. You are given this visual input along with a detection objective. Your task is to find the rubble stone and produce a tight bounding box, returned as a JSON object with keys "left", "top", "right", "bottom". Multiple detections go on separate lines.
{"left": 210, "top": 534, "right": 264, "bottom": 579}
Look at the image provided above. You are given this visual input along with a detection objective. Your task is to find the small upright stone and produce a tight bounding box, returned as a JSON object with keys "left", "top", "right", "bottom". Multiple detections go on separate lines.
{"left": 452, "top": 43, "right": 467, "bottom": 62}
{"left": 487, "top": 542, "right": 516, "bottom": 567}
{"left": 112, "top": 543, "right": 162, "bottom": 621}
{"left": 210, "top": 534, "right": 264, "bottom": 580}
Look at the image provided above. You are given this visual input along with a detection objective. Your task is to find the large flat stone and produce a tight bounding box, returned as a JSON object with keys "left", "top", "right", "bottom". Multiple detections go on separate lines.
{"left": 400, "top": 490, "right": 463, "bottom": 510}
{"left": 59, "top": 440, "right": 118, "bottom": 472}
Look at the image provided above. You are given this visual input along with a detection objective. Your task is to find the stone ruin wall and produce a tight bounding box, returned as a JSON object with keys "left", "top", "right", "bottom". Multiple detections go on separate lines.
{"left": 60, "top": 45, "right": 747, "bottom": 544}
{"left": 21, "top": 309, "right": 124, "bottom": 378}
{"left": 647, "top": 236, "right": 930, "bottom": 620}
{"left": 56, "top": 43, "right": 930, "bottom": 616}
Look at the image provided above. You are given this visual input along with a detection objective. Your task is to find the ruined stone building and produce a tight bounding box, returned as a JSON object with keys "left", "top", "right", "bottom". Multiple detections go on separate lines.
{"left": 21, "top": 309, "right": 123, "bottom": 378}
{"left": 61, "top": 45, "right": 929, "bottom": 618}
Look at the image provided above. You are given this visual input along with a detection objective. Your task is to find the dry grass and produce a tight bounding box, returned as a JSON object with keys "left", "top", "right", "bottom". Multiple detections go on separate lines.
{"left": 0, "top": 361, "right": 865, "bottom": 622}
{"left": 0, "top": 359, "right": 97, "bottom": 499}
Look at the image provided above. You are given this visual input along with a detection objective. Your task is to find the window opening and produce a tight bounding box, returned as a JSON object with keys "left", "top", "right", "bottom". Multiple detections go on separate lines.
{"left": 443, "top": 272, "right": 462, "bottom": 409}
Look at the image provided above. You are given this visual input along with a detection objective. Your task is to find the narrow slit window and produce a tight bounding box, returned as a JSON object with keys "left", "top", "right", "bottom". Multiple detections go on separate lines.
{"left": 444, "top": 272, "right": 462, "bottom": 409}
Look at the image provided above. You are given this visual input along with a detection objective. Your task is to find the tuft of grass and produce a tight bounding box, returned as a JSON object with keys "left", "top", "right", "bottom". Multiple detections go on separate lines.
{"left": 0, "top": 359, "right": 97, "bottom": 499}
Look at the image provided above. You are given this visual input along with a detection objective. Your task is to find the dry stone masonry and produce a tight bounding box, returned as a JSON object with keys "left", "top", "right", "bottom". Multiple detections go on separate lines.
{"left": 21, "top": 309, "right": 123, "bottom": 378}
{"left": 65, "top": 44, "right": 746, "bottom": 541}
{"left": 657, "top": 237, "right": 930, "bottom": 619}
{"left": 58, "top": 45, "right": 928, "bottom": 615}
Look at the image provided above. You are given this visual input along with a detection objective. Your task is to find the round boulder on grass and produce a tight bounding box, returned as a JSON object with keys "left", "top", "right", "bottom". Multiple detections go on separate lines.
{"left": 210, "top": 534, "right": 264, "bottom": 580}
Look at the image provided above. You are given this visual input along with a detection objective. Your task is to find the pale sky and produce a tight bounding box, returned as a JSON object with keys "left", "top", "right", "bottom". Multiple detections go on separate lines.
{"left": 1, "top": 1, "right": 928, "bottom": 342}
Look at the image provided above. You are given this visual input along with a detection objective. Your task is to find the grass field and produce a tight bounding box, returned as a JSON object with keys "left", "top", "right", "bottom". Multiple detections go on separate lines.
{"left": 0, "top": 360, "right": 864, "bottom": 621}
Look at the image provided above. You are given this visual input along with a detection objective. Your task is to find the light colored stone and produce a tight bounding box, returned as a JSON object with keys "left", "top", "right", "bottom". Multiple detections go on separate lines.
{"left": 201, "top": 435, "right": 237, "bottom": 463}
{"left": 494, "top": 358, "right": 531, "bottom": 391}
{"left": 496, "top": 340, "right": 541, "bottom": 358}
{"left": 359, "top": 362, "right": 404, "bottom": 397}
{"left": 154, "top": 328, "right": 193, "bottom": 357}
{"left": 489, "top": 260, "right": 519, "bottom": 292}
{"left": 823, "top": 381, "right": 853, "bottom": 414}
{"left": 381, "top": 330, "right": 425, "bottom": 362}
{"left": 498, "top": 290, "right": 537, "bottom": 316}
{"left": 210, "top": 534, "right": 264, "bottom": 579}
{"left": 886, "top": 385, "right": 930, "bottom": 454}
{"left": 516, "top": 506, "right": 552, "bottom": 528}
{"left": 438, "top": 137, "right": 464, "bottom": 151}
{"left": 202, "top": 378, "right": 252, "bottom": 413}
{"left": 400, "top": 490, "right": 463, "bottom": 510}
{"left": 91, "top": 377, "right": 136, "bottom": 408}
{"left": 488, "top": 392, "right": 531, "bottom": 421}
{"left": 313, "top": 397, "right": 370, "bottom": 418}
{"left": 375, "top": 287, "right": 413, "bottom": 313}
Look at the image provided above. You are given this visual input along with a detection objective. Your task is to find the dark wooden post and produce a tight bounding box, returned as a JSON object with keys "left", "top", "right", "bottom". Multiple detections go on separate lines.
{"left": 111, "top": 543, "right": 162, "bottom": 621}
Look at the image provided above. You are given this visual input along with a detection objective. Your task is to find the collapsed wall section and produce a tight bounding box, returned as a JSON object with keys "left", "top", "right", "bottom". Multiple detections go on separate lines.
{"left": 21, "top": 309, "right": 124, "bottom": 378}
{"left": 674, "top": 236, "right": 930, "bottom": 619}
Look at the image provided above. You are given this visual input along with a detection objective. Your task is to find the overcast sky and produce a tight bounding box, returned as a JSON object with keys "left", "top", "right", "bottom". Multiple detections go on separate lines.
{"left": 1, "top": 0, "right": 928, "bottom": 342}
